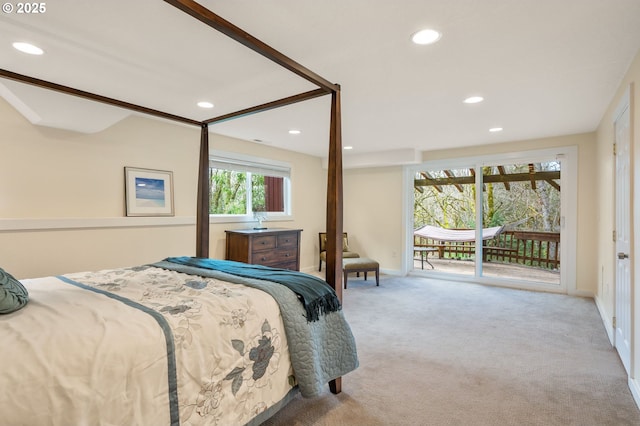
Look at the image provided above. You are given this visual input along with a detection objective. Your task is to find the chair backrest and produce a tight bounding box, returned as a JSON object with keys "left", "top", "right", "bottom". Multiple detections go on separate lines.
{"left": 319, "top": 232, "right": 349, "bottom": 252}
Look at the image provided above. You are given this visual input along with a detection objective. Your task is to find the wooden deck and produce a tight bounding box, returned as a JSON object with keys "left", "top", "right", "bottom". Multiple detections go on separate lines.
{"left": 413, "top": 257, "right": 560, "bottom": 284}
{"left": 415, "top": 229, "right": 560, "bottom": 267}
{"left": 414, "top": 228, "right": 560, "bottom": 284}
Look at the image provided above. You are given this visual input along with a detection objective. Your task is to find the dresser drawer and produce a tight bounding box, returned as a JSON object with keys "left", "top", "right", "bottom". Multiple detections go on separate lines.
{"left": 251, "top": 235, "right": 277, "bottom": 252}
{"left": 277, "top": 232, "right": 299, "bottom": 248}
{"left": 253, "top": 248, "right": 297, "bottom": 266}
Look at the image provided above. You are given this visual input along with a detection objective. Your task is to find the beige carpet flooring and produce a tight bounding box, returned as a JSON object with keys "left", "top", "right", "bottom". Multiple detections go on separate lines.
{"left": 262, "top": 274, "right": 640, "bottom": 425}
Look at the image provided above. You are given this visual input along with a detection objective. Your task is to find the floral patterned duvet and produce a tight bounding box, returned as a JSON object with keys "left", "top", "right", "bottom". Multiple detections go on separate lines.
{"left": 0, "top": 264, "right": 355, "bottom": 426}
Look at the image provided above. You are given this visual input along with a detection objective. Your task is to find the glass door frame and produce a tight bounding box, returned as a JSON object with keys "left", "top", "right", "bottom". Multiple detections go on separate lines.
{"left": 403, "top": 146, "right": 578, "bottom": 294}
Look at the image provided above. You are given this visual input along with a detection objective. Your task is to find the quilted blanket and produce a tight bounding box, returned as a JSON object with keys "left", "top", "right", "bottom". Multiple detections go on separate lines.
{"left": 153, "top": 259, "right": 359, "bottom": 398}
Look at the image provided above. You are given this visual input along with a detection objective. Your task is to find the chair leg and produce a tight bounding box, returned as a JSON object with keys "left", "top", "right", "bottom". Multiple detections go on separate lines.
{"left": 343, "top": 271, "right": 348, "bottom": 289}
{"left": 364, "top": 271, "right": 368, "bottom": 281}
{"left": 375, "top": 269, "right": 379, "bottom": 286}
{"left": 319, "top": 259, "right": 322, "bottom": 271}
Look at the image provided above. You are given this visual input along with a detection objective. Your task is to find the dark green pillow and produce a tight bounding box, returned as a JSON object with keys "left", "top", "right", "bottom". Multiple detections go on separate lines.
{"left": 0, "top": 267, "right": 29, "bottom": 314}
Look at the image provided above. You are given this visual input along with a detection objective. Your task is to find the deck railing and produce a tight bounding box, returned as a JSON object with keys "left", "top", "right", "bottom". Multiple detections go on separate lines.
{"left": 414, "top": 229, "right": 560, "bottom": 270}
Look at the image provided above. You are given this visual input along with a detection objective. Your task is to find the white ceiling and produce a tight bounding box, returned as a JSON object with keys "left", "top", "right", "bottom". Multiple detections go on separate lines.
{"left": 1, "top": 0, "right": 640, "bottom": 164}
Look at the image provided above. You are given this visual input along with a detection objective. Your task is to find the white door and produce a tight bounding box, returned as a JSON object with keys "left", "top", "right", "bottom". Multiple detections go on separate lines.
{"left": 614, "top": 98, "right": 632, "bottom": 375}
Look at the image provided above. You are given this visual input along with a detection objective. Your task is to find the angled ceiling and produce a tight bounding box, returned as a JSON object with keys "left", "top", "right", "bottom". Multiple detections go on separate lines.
{"left": 1, "top": 0, "right": 640, "bottom": 164}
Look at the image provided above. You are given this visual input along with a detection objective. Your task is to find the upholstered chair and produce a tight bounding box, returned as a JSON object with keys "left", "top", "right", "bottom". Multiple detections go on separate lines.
{"left": 319, "top": 232, "right": 360, "bottom": 271}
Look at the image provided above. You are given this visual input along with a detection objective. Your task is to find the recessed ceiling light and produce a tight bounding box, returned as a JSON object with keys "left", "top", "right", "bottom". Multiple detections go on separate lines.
{"left": 344, "top": 146, "right": 353, "bottom": 150}
{"left": 411, "top": 29, "right": 441, "bottom": 45}
{"left": 12, "top": 42, "right": 43, "bottom": 55}
{"left": 288, "top": 129, "right": 301, "bottom": 135}
{"left": 489, "top": 127, "right": 503, "bottom": 132}
{"left": 197, "top": 101, "right": 214, "bottom": 108}
{"left": 463, "top": 96, "right": 484, "bottom": 104}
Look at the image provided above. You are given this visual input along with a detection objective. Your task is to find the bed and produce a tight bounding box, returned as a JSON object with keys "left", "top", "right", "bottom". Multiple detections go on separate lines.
{"left": 1, "top": 257, "right": 358, "bottom": 425}
{"left": 1, "top": 1, "right": 351, "bottom": 423}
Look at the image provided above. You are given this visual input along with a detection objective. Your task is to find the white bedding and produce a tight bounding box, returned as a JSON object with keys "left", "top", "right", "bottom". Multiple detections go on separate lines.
{"left": 1, "top": 266, "right": 297, "bottom": 426}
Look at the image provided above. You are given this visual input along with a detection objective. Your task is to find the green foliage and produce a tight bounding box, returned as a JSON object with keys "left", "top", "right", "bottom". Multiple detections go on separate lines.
{"left": 209, "top": 170, "right": 278, "bottom": 214}
{"left": 209, "top": 169, "right": 246, "bottom": 214}
{"left": 414, "top": 169, "right": 476, "bottom": 229}
{"left": 414, "top": 162, "right": 561, "bottom": 232}
{"left": 251, "top": 174, "right": 266, "bottom": 212}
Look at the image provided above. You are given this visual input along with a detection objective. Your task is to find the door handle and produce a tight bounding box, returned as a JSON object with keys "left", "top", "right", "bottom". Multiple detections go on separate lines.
{"left": 618, "top": 252, "right": 629, "bottom": 259}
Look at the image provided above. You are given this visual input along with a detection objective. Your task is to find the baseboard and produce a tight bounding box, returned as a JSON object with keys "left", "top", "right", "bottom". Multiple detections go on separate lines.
{"left": 567, "top": 289, "right": 594, "bottom": 298}
{"left": 309, "top": 267, "right": 404, "bottom": 279}
{"left": 594, "top": 295, "right": 614, "bottom": 345}
{"left": 380, "top": 268, "right": 403, "bottom": 276}
{"left": 300, "top": 266, "right": 319, "bottom": 275}
{"left": 629, "top": 377, "right": 640, "bottom": 410}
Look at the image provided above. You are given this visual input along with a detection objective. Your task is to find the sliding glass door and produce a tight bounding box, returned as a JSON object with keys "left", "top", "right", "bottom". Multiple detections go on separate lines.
{"left": 413, "top": 167, "right": 476, "bottom": 277}
{"left": 408, "top": 148, "right": 574, "bottom": 291}
{"left": 479, "top": 162, "right": 560, "bottom": 285}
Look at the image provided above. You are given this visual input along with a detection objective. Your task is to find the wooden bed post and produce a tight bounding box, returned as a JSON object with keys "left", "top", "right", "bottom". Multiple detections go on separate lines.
{"left": 326, "top": 88, "right": 344, "bottom": 395}
{"left": 196, "top": 123, "right": 210, "bottom": 258}
{"left": 325, "top": 87, "right": 344, "bottom": 299}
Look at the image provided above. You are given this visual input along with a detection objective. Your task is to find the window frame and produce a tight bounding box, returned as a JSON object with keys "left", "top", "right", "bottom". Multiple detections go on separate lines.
{"left": 208, "top": 150, "right": 293, "bottom": 224}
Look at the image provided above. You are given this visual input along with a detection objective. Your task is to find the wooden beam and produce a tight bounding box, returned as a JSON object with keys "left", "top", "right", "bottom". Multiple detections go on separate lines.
{"left": 0, "top": 69, "right": 201, "bottom": 127}
{"left": 528, "top": 164, "right": 536, "bottom": 190}
{"left": 444, "top": 170, "right": 464, "bottom": 192}
{"left": 419, "top": 172, "right": 442, "bottom": 192}
{"left": 205, "top": 89, "right": 328, "bottom": 125}
{"left": 497, "top": 166, "right": 510, "bottom": 190}
{"left": 164, "top": 0, "right": 339, "bottom": 93}
{"left": 196, "top": 124, "right": 210, "bottom": 258}
{"left": 545, "top": 179, "right": 561, "bottom": 191}
{"left": 326, "top": 87, "right": 343, "bottom": 395}
{"left": 414, "top": 171, "right": 560, "bottom": 187}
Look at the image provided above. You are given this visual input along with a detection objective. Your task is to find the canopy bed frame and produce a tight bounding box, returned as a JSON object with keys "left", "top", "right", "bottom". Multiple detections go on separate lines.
{"left": 0, "top": 0, "right": 345, "bottom": 394}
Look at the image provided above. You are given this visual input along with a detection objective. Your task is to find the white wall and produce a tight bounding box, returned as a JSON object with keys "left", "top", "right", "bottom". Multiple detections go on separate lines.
{"left": 343, "top": 166, "right": 405, "bottom": 273}
{"left": 0, "top": 98, "right": 327, "bottom": 278}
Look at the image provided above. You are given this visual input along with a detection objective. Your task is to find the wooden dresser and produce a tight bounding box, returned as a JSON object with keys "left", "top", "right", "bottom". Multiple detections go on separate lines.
{"left": 225, "top": 228, "right": 302, "bottom": 271}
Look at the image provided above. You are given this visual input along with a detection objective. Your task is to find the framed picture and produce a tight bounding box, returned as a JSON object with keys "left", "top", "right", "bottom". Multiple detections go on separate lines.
{"left": 124, "top": 167, "right": 174, "bottom": 216}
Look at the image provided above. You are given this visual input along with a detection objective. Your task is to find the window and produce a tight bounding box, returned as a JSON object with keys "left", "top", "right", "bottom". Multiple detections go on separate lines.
{"left": 209, "top": 151, "right": 291, "bottom": 222}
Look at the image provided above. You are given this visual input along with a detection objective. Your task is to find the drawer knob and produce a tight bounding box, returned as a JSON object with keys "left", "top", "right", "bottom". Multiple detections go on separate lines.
{"left": 261, "top": 257, "right": 267, "bottom": 261}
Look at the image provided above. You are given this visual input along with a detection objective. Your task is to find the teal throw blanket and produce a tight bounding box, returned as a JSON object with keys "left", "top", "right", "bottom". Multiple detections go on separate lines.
{"left": 0, "top": 267, "right": 29, "bottom": 314}
{"left": 164, "top": 257, "right": 341, "bottom": 322}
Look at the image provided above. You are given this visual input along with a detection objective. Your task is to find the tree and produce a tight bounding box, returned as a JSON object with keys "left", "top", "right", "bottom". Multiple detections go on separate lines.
{"left": 210, "top": 169, "right": 246, "bottom": 214}
{"left": 414, "top": 162, "right": 561, "bottom": 232}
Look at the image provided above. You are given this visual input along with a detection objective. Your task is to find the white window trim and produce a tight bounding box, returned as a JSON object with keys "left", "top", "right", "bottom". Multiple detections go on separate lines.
{"left": 209, "top": 150, "right": 293, "bottom": 224}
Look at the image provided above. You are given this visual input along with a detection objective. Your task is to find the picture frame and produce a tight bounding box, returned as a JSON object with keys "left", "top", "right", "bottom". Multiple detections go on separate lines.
{"left": 124, "top": 167, "right": 174, "bottom": 217}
